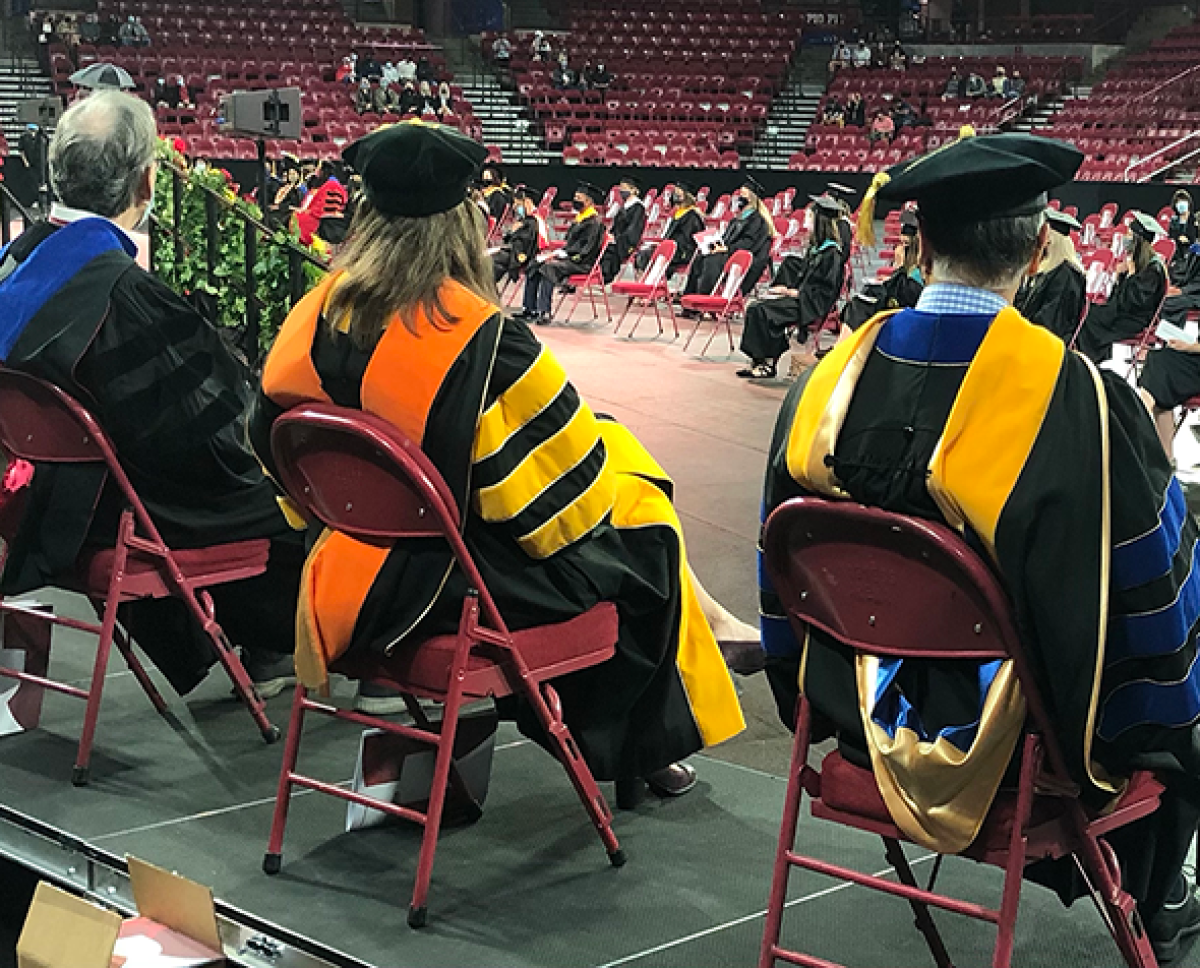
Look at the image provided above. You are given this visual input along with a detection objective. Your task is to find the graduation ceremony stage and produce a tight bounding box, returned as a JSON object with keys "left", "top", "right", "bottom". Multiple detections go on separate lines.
{"left": 1, "top": 313, "right": 1198, "bottom": 968}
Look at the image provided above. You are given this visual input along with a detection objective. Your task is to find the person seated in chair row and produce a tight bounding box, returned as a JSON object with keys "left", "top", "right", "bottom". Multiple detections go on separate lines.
{"left": 760, "top": 132, "right": 1200, "bottom": 965}
{"left": 0, "top": 91, "right": 303, "bottom": 698}
{"left": 636, "top": 181, "right": 705, "bottom": 278}
{"left": 517, "top": 181, "right": 605, "bottom": 326}
{"left": 490, "top": 185, "right": 545, "bottom": 284}
{"left": 736, "top": 194, "right": 847, "bottom": 380}
{"left": 837, "top": 208, "right": 924, "bottom": 334}
{"left": 682, "top": 176, "right": 774, "bottom": 307}
{"left": 599, "top": 175, "right": 646, "bottom": 284}
{"left": 249, "top": 121, "right": 755, "bottom": 805}
{"left": 1013, "top": 207, "right": 1086, "bottom": 342}
{"left": 479, "top": 161, "right": 511, "bottom": 222}
{"left": 1074, "top": 212, "right": 1168, "bottom": 363}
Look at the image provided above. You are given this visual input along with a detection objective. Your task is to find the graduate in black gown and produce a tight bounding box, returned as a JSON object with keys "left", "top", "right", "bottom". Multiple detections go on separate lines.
{"left": 636, "top": 182, "right": 705, "bottom": 276}
{"left": 682, "top": 176, "right": 773, "bottom": 300}
{"left": 1075, "top": 211, "right": 1168, "bottom": 363}
{"left": 518, "top": 181, "right": 605, "bottom": 324}
{"left": 1139, "top": 334, "right": 1200, "bottom": 462}
{"left": 0, "top": 91, "right": 302, "bottom": 698}
{"left": 600, "top": 175, "right": 647, "bottom": 283}
{"left": 760, "top": 133, "right": 1200, "bottom": 963}
{"left": 490, "top": 185, "right": 545, "bottom": 284}
{"left": 1169, "top": 189, "right": 1196, "bottom": 283}
{"left": 1014, "top": 207, "right": 1086, "bottom": 342}
{"left": 838, "top": 209, "right": 924, "bottom": 333}
{"left": 736, "top": 195, "right": 845, "bottom": 379}
{"left": 480, "top": 161, "right": 513, "bottom": 221}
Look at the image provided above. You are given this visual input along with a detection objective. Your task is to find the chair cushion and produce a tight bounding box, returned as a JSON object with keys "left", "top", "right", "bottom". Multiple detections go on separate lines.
{"left": 681, "top": 295, "right": 736, "bottom": 312}
{"left": 335, "top": 601, "right": 619, "bottom": 700}
{"left": 74, "top": 539, "right": 272, "bottom": 600}
{"left": 611, "top": 282, "right": 663, "bottom": 297}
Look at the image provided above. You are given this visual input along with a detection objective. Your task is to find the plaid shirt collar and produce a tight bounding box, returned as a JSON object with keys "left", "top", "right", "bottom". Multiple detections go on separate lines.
{"left": 915, "top": 283, "right": 1008, "bottom": 318}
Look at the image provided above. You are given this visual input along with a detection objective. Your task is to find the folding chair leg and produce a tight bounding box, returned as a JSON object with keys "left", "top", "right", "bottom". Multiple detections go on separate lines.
{"left": 615, "top": 296, "right": 634, "bottom": 334}
{"left": 586, "top": 284, "right": 598, "bottom": 321}
{"left": 666, "top": 298, "right": 679, "bottom": 339}
{"left": 601, "top": 285, "right": 612, "bottom": 324}
{"left": 1076, "top": 820, "right": 1157, "bottom": 967}
{"left": 883, "top": 837, "right": 954, "bottom": 968}
{"left": 758, "top": 697, "right": 813, "bottom": 968}
{"left": 263, "top": 682, "right": 308, "bottom": 876}
{"left": 683, "top": 317, "right": 704, "bottom": 352}
{"left": 111, "top": 620, "right": 168, "bottom": 715}
{"left": 535, "top": 680, "right": 623, "bottom": 863}
{"left": 992, "top": 733, "right": 1039, "bottom": 968}
{"left": 627, "top": 299, "right": 648, "bottom": 340}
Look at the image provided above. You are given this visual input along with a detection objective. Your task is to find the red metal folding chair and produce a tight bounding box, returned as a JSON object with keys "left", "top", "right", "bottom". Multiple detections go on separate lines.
{"left": 552, "top": 234, "right": 613, "bottom": 324}
{"left": 680, "top": 249, "right": 753, "bottom": 355}
{"left": 0, "top": 367, "right": 279, "bottom": 786}
{"left": 759, "top": 497, "right": 1164, "bottom": 968}
{"left": 262, "top": 403, "right": 625, "bottom": 927}
{"left": 612, "top": 239, "right": 678, "bottom": 339}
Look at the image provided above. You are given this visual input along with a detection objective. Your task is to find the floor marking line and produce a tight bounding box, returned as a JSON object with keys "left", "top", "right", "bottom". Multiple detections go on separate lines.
{"left": 590, "top": 855, "right": 934, "bottom": 968}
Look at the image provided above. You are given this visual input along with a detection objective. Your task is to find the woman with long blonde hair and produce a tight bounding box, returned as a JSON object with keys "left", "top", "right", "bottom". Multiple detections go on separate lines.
{"left": 1015, "top": 207, "right": 1086, "bottom": 341}
{"left": 250, "top": 122, "right": 747, "bottom": 806}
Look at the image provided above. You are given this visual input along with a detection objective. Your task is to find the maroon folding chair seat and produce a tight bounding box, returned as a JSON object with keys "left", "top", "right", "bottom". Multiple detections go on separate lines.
{"left": 261, "top": 403, "right": 624, "bottom": 927}
{"left": 758, "top": 497, "right": 1164, "bottom": 968}
{"left": 552, "top": 234, "right": 614, "bottom": 324}
{"left": 0, "top": 368, "right": 279, "bottom": 786}
{"left": 680, "top": 248, "right": 752, "bottom": 355}
{"left": 612, "top": 239, "right": 678, "bottom": 339}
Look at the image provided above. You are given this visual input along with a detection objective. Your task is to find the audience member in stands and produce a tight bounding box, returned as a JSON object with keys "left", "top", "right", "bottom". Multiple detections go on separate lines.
{"left": 381, "top": 61, "right": 398, "bottom": 86}
{"left": 435, "top": 80, "right": 454, "bottom": 117}
{"left": 295, "top": 160, "right": 348, "bottom": 246}
{"left": 942, "top": 65, "right": 962, "bottom": 98}
{"left": 336, "top": 56, "right": 356, "bottom": 84}
{"left": 964, "top": 71, "right": 987, "bottom": 97}
{"left": 0, "top": 91, "right": 303, "bottom": 697}
{"left": 531, "top": 30, "right": 552, "bottom": 60}
{"left": 844, "top": 91, "right": 866, "bottom": 126}
{"left": 889, "top": 41, "right": 907, "bottom": 70}
{"left": 480, "top": 162, "right": 512, "bottom": 220}
{"left": 416, "top": 56, "right": 436, "bottom": 83}
{"left": 852, "top": 39, "right": 871, "bottom": 68}
{"left": 97, "top": 14, "right": 117, "bottom": 46}
{"left": 761, "top": 135, "right": 1200, "bottom": 965}
{"left": 1014, "top": 208, "right": 1086, "bottom": 341}
{"left": 553, "top": 53, "right": 578, "bottom": 90}
{"left": 371, "top": 80, "right": 392, "bottom": 115}
{"left": 828, "top": 42, "right": 850, "bottom": 77}
{"left": 396, "top": 55, "right": 417, "bottom": 83}
{"left": 397, "top": 79, "right": 420, "bottom": 115}
{"left": 492, "top": 36, "right": 512, "bottom": 65}
{"left": 1076, "top": 213, "right": 1168, "bottom": 362}
{"left": 869, "top": 110, "right": 895, "bottom": 142}
{"left": 520, "top": 181, "right": 605, "bottom": 325}
{"left": 268, "top": 159, "right": 303, "bottom": 229}
{"left": 491, "top": 185, "right": 545, "bottom": 284}
{"left": 80, "top": 13, "right": 100, "bottom": 44}
{"left": 991, "top": 66, "right": 1009, "bottom": 97}
{"left": 871, "top": 41, "right": 888, "bottom": 68}
{"left": 839, "top": 209, "right": 925, "bottom": 332}
{"left": 118, "top": 15, "right": 137, "bottom": 45}
{"left": 682, "top": 176, "right": 774, "bottom": 306}
{"left": 891, "top": 96, "right": 916, "bottom": 128}
{"left": 820, "top": 98, "right": 844, "bottom": 126}
{"left": 738, "top": 194, "right": 846, "bottom": 380}
{"left": 586, "top": 61, "right": 612, "bottom": 91}
{"left": 600, "top": 176, "right": 647, "bottom": 283}
{"left": 417, "top": 80, "right": 437, "bottom": 114}
{"left": 252, "top": 122, "right": 748, "bottom": 791}
{"left": 1169, "top": 189, "right": 1196, "bottom": 276}
{"left": 360, "top": 54, "right": 382, "bottom": 80}
{"left": 152, "top": 76, "right": 177, "bottom": 109}
{"left": 638, "top": 181, "right": 705, "bottom": 277}
{"left": 354, "top": 77, "right": 374, "bottom": 115}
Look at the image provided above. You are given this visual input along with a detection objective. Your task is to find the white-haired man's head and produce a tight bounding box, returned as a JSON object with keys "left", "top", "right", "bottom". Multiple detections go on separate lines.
{"left": 49, "top": 90, "right": 158, "bottom": 228}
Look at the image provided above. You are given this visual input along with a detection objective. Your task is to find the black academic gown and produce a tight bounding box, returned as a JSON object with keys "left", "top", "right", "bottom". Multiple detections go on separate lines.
{"left": 0, "top": 220, "right": 301, "bottom": 694}
{"left": 1140, "top": 343, "right": 1200, "bottom": 410}
{"left": 661, "top": 207, "right": 706, "bottom": 273}
{"left": 1014, "top": 261, "right": 1087, "bottom": 342}
{"left": 483, "top": 185, "right": 513, "bottom": 222}
{"left": 536, "top": 212, "right": 605, "bottom": 286}
{"left": 740, "top": 242, "right": 844, "bottom": 362}
{"left": 1075, "top": 261, "right": 1167, "bottom": 362}
{"left": 492, "top": 217, "right": 540, "bottom": 283}
{"left": 600, "top": 199, "right": 647, "bottom": 283}
{"left": 685, "top": 209, "right": 772, "bottom": 297}
{"left": 840, "top": 266, "right": 923, "bottom": 332}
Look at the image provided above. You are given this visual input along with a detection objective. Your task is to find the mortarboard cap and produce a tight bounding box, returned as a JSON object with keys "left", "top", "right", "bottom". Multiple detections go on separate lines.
{"left": 617, "top": 173, "right": 642, "bottom": 191}
{"left": 1129, "top": 211, "right": 1166, "bottom": 241}
{"left": 672, "top": 180, "right": 697, "bottom": 197}
{"left": 827, "top": 182, "right": 856, "bottom": 198}
{"left": 741, "top": 175, "right": 766, "bottom": 197}
{"left": 342, "top": 120, "right": 488, "bottom": 218}
{"left": 875, "top": 132, "right": 1082, "bottom": 225}
{"left": 1045, "top": 207, "right": 1080, "bottom": 235}
{"left": 575, "top": 181, "right": 603, "bottom": 202}
{"left": 515, "top": 184, "right": 541, "bottom": 204}
{"left": 809, "top": 193, "right": 842, "bottom": 217}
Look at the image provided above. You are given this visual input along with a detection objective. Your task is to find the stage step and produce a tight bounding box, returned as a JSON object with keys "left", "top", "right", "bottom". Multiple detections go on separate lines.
{"left": 456, "top": 65, "right": 554, "bottom": 164}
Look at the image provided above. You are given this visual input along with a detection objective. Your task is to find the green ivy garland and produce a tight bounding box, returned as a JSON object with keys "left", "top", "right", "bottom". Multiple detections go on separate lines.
{"left": 150, "top": 139, "right": 327, "bottom": 356}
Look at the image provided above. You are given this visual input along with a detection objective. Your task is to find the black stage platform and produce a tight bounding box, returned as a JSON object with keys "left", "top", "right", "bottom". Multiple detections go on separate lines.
{"left": 0, "top": 324, "right": 1196, "bottom": 967}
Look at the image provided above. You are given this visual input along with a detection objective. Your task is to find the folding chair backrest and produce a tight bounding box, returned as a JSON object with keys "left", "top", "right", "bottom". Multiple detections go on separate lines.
{"left": 270, "top": 402, "right": 503, "bottom": 628}
{"left": 1152, "top": 237, "right": 1175, "bottom": 262}
{"left": 0, "top": 367, "right": 109, "bottom": 465}
{"left": 762, "top": 496, "right": 1070, "bottom": 778}
{"left": 643, "top": 239, "right": 677, "bottom": 287}
{"left": 715, "top": 249, "right": 752, "bottom": 300}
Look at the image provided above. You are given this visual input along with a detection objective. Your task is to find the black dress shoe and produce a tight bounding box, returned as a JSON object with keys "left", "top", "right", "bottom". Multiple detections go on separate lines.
{"left": 535, "top": 313, "right": 552, "bottom": 326}
{"left": 615, "top": 762, "right": 698, "bottom": 810}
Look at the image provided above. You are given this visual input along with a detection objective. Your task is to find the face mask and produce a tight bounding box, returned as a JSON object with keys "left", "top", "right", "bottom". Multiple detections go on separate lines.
{"left": 1178, "top": 201, "right": 1189, "bottom": 214}
{"left": 732, "top": 196, "right": 748, "bottom": 212}
{"left": 134, "top": 187, "right": 154, "bottom": 232}
{"left": 572, "top": 198, "right": 585, "bottom": 211}
{"left": 514, "top": 204, "right": 526, "bottom": 218}
{"left": 618, "top": 189, "right": 631, "bottom": 200}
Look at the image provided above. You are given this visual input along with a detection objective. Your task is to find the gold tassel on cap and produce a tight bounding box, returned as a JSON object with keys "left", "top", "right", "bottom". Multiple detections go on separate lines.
{"left": 855, "top": 170, "right": 891, "bottom": 248}
{"left": 958, "top": 123, "right": 976, "bottom": 140}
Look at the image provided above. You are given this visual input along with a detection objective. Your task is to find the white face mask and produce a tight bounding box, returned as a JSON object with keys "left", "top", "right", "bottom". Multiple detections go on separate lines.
{"left": 1177, "top": 201, "right": 1189, "bottom": 214}
{"left": 134, "top": 187, "right": 154, "bottom": 232}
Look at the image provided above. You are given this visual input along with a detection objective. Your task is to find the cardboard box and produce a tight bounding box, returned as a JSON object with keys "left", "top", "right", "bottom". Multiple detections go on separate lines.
{"left": 17, "top": 858, "right": 224, "bottom": 968}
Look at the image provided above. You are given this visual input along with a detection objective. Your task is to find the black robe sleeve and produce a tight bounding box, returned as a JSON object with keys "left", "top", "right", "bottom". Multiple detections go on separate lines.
{"left": 1015, "top": 262, "right": 1087, "bottom": 342}
{"left": 508, "top": 218, "right": 540, "bottom": 273}
{"left": 1078, "top": 262, "right": 1168, "bottom": 361}
{"left": 667, "top": 210, "right": 705, "bottom": 268}
{"left": 616, "top": 203, "right": 647, "bottom": 262}
{"left": 564, "top": 215, "right": 605, "bottom": 268}
{"left": 794, "top": 246, "right": 844, "bottom": 332}
{"left": 771, "top": 254, "right": 807, "bottom": 290}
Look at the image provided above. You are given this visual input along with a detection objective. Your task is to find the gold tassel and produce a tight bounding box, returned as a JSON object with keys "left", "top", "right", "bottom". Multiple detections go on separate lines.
{"left": 958, "top": 123, "right": 976, "bottom": 140}
{"left": 855, "top": 170, "right": 891, "bottom": 248}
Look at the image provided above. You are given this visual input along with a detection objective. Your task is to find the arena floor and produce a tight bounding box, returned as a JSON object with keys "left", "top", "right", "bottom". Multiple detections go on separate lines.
{"left": 0, "top": 302, "right": 1197, "bottom": 967}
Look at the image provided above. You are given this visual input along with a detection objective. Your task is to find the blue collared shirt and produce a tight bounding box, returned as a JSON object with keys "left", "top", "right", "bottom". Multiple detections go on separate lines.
{"left": 915, "top": 282, "right": 1008, "bottom": 318}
